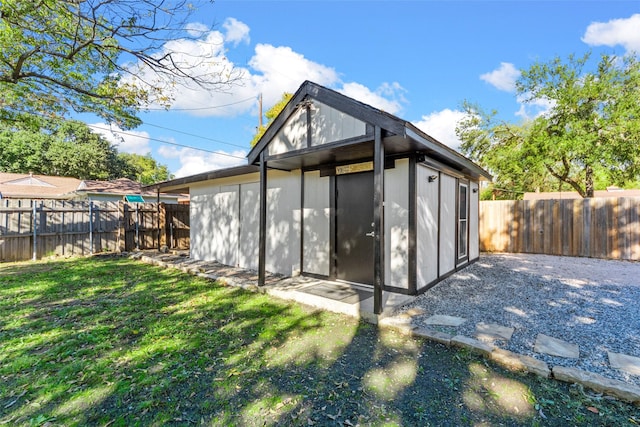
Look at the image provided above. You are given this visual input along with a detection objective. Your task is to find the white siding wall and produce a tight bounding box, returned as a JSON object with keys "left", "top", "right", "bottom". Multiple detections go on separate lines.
{"left": 211, "top": 185, "right": 240, "bottom": 266}
{"left": 190, "top": 186, "right": 214, "bottom": 261}
{"left": 310, "top": 100, "right": 367, "bottom": 146}
{"left": 302, "top": 171, "right": 330, "bottom": 276}
{"left": 266, "top": 170, "right": 301, "bottom": 276}
{"left": 439, "top": 174, "right": 457, "bottom": 276}
{"left": 190, "top": 183, "right": 243, "bottom": 267}
{"left": 189, "top": 171, "right": 301, "bottom": 277}
{"left": 469, "top": 181, "right": 480, "bottom": 260}
{"left": 416, "top": 165, "right": 440, "bottom": 289}
{"left": 268, "top": 107, "right": 308, "bottom": 156}
{"left": 268, "top": 100, "right": 367, "bottom": 157}
{"left": 239, "top": 182, "right": 260, "bottom": 270}
{"left": 189, "top": 174, "right": 254, "bottom": 266}
{"left": 384, "top": 159, "right": 409, "bottom": 289}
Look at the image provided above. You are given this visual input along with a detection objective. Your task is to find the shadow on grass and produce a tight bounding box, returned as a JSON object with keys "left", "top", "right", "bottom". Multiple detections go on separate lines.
{"left": 0, "top": 257, "right": 636, "bottom": 426}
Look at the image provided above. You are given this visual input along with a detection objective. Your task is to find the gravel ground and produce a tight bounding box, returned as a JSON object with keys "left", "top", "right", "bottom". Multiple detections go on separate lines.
{"left": 393, "top": 253, "right": 640, "bottom": 387}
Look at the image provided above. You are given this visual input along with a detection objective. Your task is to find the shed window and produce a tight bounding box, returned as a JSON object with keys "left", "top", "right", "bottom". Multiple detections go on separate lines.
{"left": 458, "top": 183, "right": 468, "bottom": 258}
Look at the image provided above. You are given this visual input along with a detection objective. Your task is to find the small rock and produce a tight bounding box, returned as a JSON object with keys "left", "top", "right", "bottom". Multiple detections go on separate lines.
{"left": 490, "top": 348, "right": 550, "bottom": 378}
{"left": 450, "top": 335, "right": 493, "bottom": 356}
{"left": 552, "top": 366, "right": 640, "bottom": 404}
{"left": 412, "top": 327, "right": 452, "bottom": 346}
{"left": 534, "top": 334, "right": 579, "bottom": 359}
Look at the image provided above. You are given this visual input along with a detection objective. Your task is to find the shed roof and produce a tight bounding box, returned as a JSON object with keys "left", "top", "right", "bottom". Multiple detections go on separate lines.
{"left": 147, "top": 81, "right": 491, "bottom": 193}
{"left": 248, "top": 81, "right": 491, "bottom": 180}
{"left": 145, "top": 165, "right": 259, "bottom": 193}
{"left": 77, "top": 177, "right": 181, "bottom": 199}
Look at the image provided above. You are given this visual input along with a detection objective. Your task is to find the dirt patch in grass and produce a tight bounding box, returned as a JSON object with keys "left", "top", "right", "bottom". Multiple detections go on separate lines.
{"left": 1, "top": 257, "right": 638, "bottom": 426}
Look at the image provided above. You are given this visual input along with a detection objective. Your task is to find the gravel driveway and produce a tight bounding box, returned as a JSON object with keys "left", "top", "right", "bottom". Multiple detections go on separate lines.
{"left": 393, "top": 253, "right": 640, "bottom": 387}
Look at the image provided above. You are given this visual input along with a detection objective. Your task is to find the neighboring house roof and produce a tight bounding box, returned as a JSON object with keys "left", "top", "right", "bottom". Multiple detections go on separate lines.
{"left": 76, "top": 177, "right": 185, "bottom": 201}
{"left": 78, "top": 177, "right": 156, "bottom": 197}
{"left": 0, "top": 172, "right": 81, "bottom": 199}
{"left": 523, "top": 187, "right": 640, "bottom": 200}
{"left": 0, "top": 173, "right": 185, "bottom": 201}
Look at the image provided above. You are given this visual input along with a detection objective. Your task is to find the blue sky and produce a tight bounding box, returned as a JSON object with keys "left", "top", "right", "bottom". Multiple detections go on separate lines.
{"left": 87, "top": 1, "right": 640, "bottom": 178}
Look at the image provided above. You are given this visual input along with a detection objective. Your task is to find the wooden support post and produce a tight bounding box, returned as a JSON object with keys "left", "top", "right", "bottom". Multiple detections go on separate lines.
{"left": 135, "top": 203, "right": 140, "bottom": 251}
{"left": 32, "top": 201, "right": 37, "bottom": 261}
{"left": 408, "top": 156, "right": 417, "bottom": 294}
{"left": 89, "top": 201, "right": 94, "bottom": 255}
{"left": 158, "top": 202, "right": 167, "bottom": 250}
{"left": 118, "top": 202, "right": 127, "bottom": 253}
{"left": 258, "top": 151, "right": 267, "bottom": 286}
{"left": 373, "top": 126, "right": 384, "bottom": 315}
{"left": 156, "top": 189, "right": 161, "bottom": 250}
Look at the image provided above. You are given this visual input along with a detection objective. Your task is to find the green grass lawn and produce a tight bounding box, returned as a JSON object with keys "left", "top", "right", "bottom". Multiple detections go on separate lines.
{"left": 0, "top": 256, "right": 638, "bottom": 426}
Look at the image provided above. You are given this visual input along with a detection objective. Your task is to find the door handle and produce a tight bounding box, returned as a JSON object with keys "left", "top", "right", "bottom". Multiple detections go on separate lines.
{"left": 365, "top": 231, "right": 375, "bottom": 237}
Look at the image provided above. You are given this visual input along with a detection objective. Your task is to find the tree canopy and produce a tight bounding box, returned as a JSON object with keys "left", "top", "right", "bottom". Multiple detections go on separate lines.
{"left": 0, "top": 119, "right": 172, "bottom": 182}
{"left": 0, "top": 0, "right": 241, "bottom": 128}
{"left": 118, "top": 153, "right": 173, "bottom": 185}
{"left": 458, "top": 53, "right": 640, "bottom": 199}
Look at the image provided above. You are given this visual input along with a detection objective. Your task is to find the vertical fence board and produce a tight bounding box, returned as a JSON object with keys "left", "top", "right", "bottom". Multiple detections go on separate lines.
{"left": 0, "top": 200, "right": 189, "bottom": 262}
{"left": 479, "top": 197, "right": 640, "bottom": 261}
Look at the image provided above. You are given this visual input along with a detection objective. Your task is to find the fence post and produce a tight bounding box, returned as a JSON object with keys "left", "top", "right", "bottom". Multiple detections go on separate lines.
{"left": 89, "top": 201, "right": 94, "bottom": 255}
{"left": 135, "top": 203, "right": 140, "bottom": 250}
{"left": 169, "top": 221, "right": 174, "bottom": 249}
{"left": 158, "top": 202, "right": 166, "bottom": 250}
{"left": 32, "top": 201, "right": 37, "bottom": 261}
{"left": 118, "top": 202, "right": 127, "bottom": 253}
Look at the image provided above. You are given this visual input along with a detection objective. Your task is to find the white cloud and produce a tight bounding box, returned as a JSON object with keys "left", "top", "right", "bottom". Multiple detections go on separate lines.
{"left": 158, "top": 146, "right": 247, "bottom": 178}
{"left": 89, "top": 123, "right": 151, "bottom": 155}
{"left": 413, "top": 109, "right": 467, "bottom": 151}
{"left": 123, "top": 19, "right": 403, "bottom": 119}
{"left": 124, "top": 23, "right": 248, "bottom": 116}
{"left": 582, "top": 14, "right": 640, "bottom": 53}
{"left": 248, "top": 44, "right": 340, "bottom": 106}
{"left": 185, "top": 22, "right": 209, "bottom": 37}
{"left": 514, "top": 93, "right": 555, "bottom": 120}
{"left": 340, "top": 81, "right": 406, "bottom": 115}
{"left": 480, "top": 62, "right": 520, "bottom": 92}
{"left": 223, "top": 17, "right": 250, "bottom": 46}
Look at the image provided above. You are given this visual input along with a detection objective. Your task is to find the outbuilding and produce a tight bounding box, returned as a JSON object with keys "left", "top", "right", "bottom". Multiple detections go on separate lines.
{"left": 149, "top": 81, "right": 491, "bottom": 313}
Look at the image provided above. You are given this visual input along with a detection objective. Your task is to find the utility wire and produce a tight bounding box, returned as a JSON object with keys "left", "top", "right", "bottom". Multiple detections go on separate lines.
{"left": 143, "top": 95, "right": 257, "bottom": 111}
{"left": 143, "top": 121, "right": 248, "bottom": 149}
{"left": 89, "top": 124, "right": 247, "bottom": 160}
{"left": 15, "top": 106, "right": 250, "bottom": 159}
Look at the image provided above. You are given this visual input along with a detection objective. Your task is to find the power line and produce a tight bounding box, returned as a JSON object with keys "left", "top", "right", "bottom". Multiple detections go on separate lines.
{"left": 143, "top": 121, "right": 248, "bottom": 149}
{"left": 89, "top": 124, "right": 247, "bottom": 160}
{"left": 14, "top": 106, "right": 250, "bottom": 160}
{"left": 144, "top": 95, "right": 257, "bottom": 111}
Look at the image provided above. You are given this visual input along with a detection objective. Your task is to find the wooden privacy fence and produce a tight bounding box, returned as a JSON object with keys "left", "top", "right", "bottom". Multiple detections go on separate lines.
{"left": 0, "top": 199, "right": 190, "bottom": 262}
{"left": 479, "top": 197, "right": 640, "bottom": 261}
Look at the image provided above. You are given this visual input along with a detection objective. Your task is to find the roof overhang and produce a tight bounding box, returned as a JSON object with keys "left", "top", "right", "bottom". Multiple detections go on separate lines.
{"left": 404, "top": 124, "right": 492, "bottom": 181}
{"left": 144, "top": 164, "right": 259, "bottom": 194}
{"left": 245, "top": 81, "right": 491, "bottom": 181}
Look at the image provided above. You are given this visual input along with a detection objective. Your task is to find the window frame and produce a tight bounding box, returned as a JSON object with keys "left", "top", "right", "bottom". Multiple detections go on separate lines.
{"left": 457, "top": 181, "right": 469, "bottom": 261}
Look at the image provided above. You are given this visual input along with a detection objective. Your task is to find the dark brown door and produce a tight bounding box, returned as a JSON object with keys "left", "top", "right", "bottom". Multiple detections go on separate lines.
{"left": 336, "top": 171, "right": 374, "bottom": 285}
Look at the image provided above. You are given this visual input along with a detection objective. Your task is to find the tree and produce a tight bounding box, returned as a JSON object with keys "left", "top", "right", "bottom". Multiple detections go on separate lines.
{"left": 47, "top": 120, "right": 124, "bottom": 179}
{"left": 0, "top": 0, "right": 241, "bottom": 128}
{"left": 117, "top": 152, "right": 173, "bottom": 184}
{"left": 459, "top": 53, "right": 640, "bottom": 198}
{"left": 0, "top": 119, "right": 171, "bottom": 181}
{"left": 250, "top": 93, "right": 293, "bottom": 146}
